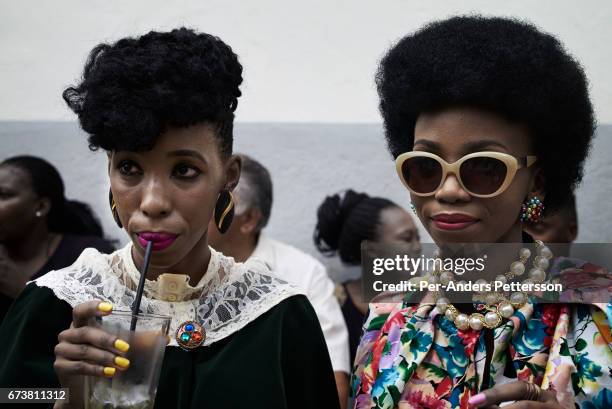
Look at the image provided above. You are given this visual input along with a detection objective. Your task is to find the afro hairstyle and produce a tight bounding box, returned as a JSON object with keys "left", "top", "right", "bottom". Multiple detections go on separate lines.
{"left": 376, "top": 15, "right": 595, "bottom": 211}
{"left": 63, "top": 27, "right": 243, "bottom": 157}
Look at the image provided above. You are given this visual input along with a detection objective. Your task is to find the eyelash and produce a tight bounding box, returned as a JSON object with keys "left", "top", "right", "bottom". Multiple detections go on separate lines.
{"left": 116, "top": 160, "right": 201, "bottom": 180}
{"left": 117, "top": 160, "right": 141, "bottom": 176}
{"left": 173, "top": 163, "right": 201, "bottom": 179}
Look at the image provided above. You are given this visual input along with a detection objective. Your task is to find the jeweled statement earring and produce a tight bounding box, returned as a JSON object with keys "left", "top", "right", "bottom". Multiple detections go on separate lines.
{"left": 410, "top": 203, "right": 417, "bottom": 214}
{"left": 109, "top": 189, "right": 123, "bottom": 228}
{"left": 520, "top": 195, "right": 545, "bottom": 223}
{"left": 214, "top": 190, "right": 235, "bottom": 233}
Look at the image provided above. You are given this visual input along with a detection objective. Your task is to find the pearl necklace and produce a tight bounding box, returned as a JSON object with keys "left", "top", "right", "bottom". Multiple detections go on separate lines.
{"left": 431, "top": 240, "right": 553, "bottom": 330}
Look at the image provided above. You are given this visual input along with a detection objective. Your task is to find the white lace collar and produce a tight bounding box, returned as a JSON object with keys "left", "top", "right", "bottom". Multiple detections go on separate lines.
{"left": 119, "top": 244, "right": 223, "bottom": 302}
{"left": 34, "top": 243, "right": 302, "bottom": 347}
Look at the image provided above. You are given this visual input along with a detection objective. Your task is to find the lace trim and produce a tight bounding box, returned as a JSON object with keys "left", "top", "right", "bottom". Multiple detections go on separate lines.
{"left": 119, "top": 245, "right": 223, "bottom": 301}
{"left": 34, "top": 244, "right": 302, "bottom": 347}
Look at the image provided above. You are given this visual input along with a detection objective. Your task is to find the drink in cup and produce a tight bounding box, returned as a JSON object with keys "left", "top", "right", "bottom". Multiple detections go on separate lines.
{"left": 84, "top": 310, "right": 171, "bottom": 409}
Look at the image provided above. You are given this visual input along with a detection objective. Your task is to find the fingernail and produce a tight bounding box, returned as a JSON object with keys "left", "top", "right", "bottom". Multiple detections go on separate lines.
{"left": 97, "top": 302, "right": 113, "bottom": 312}
{"left": 114, "top": 356, "right": 130, "bottom": 368}
{"left": 468, "top": 393, "right": 486, "bottom": 407}
{"left": 114, "top": 339, "right": 130, "bottom": 352}
{"left": 103, "top": 367, "right": 116, "bottom": 377}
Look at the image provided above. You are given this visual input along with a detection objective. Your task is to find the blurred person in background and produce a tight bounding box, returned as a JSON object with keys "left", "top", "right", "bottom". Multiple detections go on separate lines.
{"left": 313, "top": 190, "right": 421, "bottom": 367}
{"left": 208, "top": 153, "right": 351, "bottom": 409}
{"left": 0, "top": 155, "right": 114, "bottom": 322}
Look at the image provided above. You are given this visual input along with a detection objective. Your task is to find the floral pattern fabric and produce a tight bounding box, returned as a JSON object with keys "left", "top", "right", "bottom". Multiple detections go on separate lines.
{"left": 350, "top": 258, "right": 612, "bottom": 409}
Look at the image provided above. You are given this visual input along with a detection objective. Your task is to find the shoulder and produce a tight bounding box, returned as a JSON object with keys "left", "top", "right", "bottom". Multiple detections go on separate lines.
{"left": 5, "top": 282, "right": 72, "bottom": 325}
{"left": 16, "top": 281, "right": 69, "bottom": 308}
{"left": 31, "top": 245, "right": 130, "bottom": 310}
{"left": 256, "top": 237, "right": 326, "bottom": 276}
{"left": 38, "top": 244, "right": 125, "bottom": 279}
{"left": 60, "top": 234, "right": 116, "bottom": 254}
{"left": 253, "top": 293, "right": 316, "bottom": 321}
{"left": 276, "top": 293, "right": 316, "bottom": 315}
{"left": 263, "top": 295, "right": 327, "bottom": 342}
{"left": 219, "top": 248, "right": 305, "bottom": 299}
{"left": 196, "top": 249, "right": 306, "bottom": 346}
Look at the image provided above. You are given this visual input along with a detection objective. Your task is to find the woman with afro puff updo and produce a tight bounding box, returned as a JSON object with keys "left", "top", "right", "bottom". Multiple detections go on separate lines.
{"left": 350, "top": 16, "right": 611, "bottom": 409}
{"left": 0, "top": 28, "right": 340, "bottom": 409}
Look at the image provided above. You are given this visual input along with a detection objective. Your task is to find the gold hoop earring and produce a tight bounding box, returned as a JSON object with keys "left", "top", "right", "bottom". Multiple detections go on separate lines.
{"left": 108, "top": 189, "right": 123, "bottom": 228}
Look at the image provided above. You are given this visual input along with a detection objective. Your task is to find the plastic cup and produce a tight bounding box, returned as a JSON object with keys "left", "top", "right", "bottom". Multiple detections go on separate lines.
{"left": 84, "top": 310, "right": 171, "bottom": 409}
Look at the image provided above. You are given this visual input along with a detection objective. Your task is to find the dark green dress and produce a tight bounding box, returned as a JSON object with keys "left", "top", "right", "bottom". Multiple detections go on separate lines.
{"left": 0, "top": 283, "right": 340, "bottom": 408}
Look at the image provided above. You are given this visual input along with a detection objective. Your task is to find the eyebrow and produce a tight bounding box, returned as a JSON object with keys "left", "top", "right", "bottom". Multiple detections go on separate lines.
{"left": 167, "top": 150, "right": 207, "bottom": 164}
{"left": 413, "top": 139, "right": 509, "bottom": 153}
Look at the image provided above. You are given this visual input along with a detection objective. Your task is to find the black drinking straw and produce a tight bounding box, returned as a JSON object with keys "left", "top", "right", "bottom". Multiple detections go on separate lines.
{"left": 130, "top": 241, "right": 154, "bottom": 330}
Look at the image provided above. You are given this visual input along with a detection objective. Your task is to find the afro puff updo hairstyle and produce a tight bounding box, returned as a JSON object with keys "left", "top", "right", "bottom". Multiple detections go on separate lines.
{"left": 314, "top": 190, "right": 397, "bottom": 265}
{"left": 63, "top": 27, "right": 243, "bottom": 157}
{"left": 376, "top": 15, "right": 595, "bottom": 211}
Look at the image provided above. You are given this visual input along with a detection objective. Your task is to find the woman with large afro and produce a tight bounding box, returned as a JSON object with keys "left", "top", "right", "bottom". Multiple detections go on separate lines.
{"left": 350, "top": 16, "right": 611, "bottom": 409}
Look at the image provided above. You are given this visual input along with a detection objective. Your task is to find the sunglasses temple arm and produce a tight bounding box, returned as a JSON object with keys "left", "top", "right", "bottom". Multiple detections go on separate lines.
{"left": 519, "top": 156, "right": 538, "bottom": 168}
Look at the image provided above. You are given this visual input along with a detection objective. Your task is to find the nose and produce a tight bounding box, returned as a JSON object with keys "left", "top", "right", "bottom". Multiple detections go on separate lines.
{"left": 139, "top": 178, "right": 171, "bottom": 219}
{"left": 434, "top": 173, "right": 471, "bottom": 203}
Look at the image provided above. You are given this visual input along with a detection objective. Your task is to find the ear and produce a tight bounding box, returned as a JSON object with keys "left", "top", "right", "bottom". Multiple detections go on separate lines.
{"left": 240, "top": 208, "right": 262, "bottom": 235}
{"left": 36, "top": 197, "right": 52, "bottom": 217}
{"left": 224, "top": 155, "right": 242, "bottom": 190}
{"left": 529, "top": 167, "right": 546, "bottom": 201}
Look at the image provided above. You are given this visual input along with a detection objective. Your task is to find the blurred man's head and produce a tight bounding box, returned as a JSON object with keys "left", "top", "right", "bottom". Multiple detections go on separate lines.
{"left": 523, "top": 193, "right": 577, "bottom": 253}
{"left": 208, "top": 154, "right": 272, "bottom": 261}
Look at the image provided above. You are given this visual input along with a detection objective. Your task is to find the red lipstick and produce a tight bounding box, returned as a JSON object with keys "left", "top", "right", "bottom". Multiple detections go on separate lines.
{"left": 431, "top": 213, "right": 479, "bottom": 231}
{"left": 137, "top": 232, "right": 178, "bottom": 251}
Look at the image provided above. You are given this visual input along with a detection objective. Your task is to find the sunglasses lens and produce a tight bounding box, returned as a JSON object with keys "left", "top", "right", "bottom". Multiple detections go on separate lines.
{"left": 401, "top": 156, "right": 442, "bottom": 194}
{"left": 460, "top": 156, "right": 508, "bottom": 195}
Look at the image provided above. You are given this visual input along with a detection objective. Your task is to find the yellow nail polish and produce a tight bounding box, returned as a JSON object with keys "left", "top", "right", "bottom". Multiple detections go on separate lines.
{"left": 97, "top": 302, "right": 113, "bottom": 312}
{"left": 114, "top": 339, "right": 130, "bottom": 352}
{"left": 103, "top": 367, "right": 116, "bottom": 377}
{"left": 114, "top": 356, "right": 130, "bottom": 368}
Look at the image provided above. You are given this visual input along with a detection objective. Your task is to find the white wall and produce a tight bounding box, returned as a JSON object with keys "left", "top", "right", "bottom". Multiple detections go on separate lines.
{"left": 1, "top": 0, "right": 611, "bottom": 123}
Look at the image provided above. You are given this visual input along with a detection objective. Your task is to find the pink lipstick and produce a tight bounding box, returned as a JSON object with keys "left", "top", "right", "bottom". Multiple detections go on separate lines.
{"left": 431, "top": 213, "right": 479, "bottom": 231}
{"left": 137, "top": 232, "right": 178, "bottom": 251}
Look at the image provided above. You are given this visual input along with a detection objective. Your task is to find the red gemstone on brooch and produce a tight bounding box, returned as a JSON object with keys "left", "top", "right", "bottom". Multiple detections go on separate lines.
{"left": 175, "top": 320, "right": 206, "bottom": 350}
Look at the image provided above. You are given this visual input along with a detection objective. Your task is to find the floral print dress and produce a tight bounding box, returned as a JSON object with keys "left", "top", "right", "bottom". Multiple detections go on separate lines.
{"left": 350, "top": 258, "right": 612, "bottom": 409}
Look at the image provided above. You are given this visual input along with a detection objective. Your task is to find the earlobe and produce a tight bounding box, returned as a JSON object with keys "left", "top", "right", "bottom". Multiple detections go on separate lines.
{"left": 37, "top": 197, "right": 52, "bottom": 217}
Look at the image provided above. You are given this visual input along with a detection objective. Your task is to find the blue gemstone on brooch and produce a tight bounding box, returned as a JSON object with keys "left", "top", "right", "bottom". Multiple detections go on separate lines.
{"left": 185, "top": 324, "right": 194, "bottom": 332}
{"left": 180, "top": 333, "right": 191, "bottom": 342}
